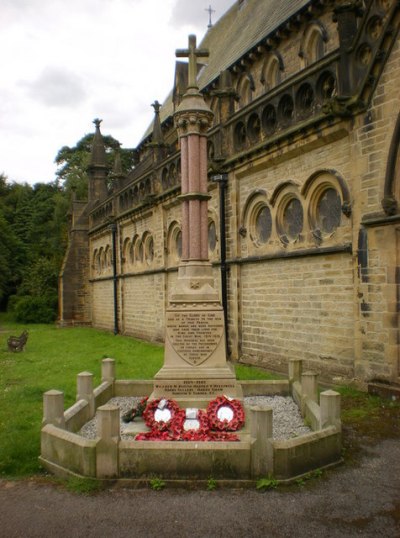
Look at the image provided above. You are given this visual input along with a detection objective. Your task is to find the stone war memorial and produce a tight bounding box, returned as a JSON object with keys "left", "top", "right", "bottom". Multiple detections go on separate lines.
{"left": 40, "top": 31, "right": 343, "bottom": 484}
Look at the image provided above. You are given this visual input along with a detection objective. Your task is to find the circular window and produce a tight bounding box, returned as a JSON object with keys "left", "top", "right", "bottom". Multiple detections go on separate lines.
{"left": 262, "top": 104, "right": 277, "bottom": 135}
{"left": 281, "top": 198, "right": 303, "bottom": 240}
{"left": 234, "top": 121, "right": 246, "bottom": 151}
{"left": 357, "top": 43, "right": 372, "bottom": 67}
{"left": 278, "top": 94, "right": 294, "bottom": 124}
{"left": 247, "top": 113, "right": 261, "bottom": 143}
{"left": 208, "top": 221, "right": 217, "bottom": 252}
{"left": 317, "top": 71, "right": 336, "bottom": 101}
{"left": 255, "top": 205, "right": 272, "bottom": 244}
{"left": 367, "top": 16, "right": 383, "bottom": 41}
{"left": 296, "top": 83, "right": 314, "bottom": 115}
{"left": 316, "top": 188, "right": 341, "bottom": 234}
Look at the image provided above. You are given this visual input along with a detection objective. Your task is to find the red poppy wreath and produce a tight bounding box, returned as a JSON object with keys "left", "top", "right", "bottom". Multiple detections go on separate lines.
{"left": 142, "top": 398, "right": 180, "bottom": 431}
{"left": 207, "top": 395, "right": 245, "bottom": 432}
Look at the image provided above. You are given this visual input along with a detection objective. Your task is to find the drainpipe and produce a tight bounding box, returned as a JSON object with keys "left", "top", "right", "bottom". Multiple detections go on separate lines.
{"left": 211, "top": 173, "right": 229, "bottom": 353}
{"left": 110, "top": 222, "right": 119, "bottom": 335}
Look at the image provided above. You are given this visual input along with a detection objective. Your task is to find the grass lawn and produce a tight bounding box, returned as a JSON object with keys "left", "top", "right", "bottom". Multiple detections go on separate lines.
{"left": 0, "top": 317, "right": 274, "bottom": 478}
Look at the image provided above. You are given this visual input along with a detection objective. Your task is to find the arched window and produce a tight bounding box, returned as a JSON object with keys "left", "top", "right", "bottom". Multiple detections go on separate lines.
{"left": 300, "top": 22, "right": 328, "bottom": 67}
{"left": 261, "top": 53, "right": 283, "bottom": 92}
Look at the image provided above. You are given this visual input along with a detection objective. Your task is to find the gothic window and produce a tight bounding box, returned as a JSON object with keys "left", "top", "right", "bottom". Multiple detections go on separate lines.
{"left": 167, "top": 222, "right": 182, "bottom": 266}
{"left": 261, "top": 54, "right": 283, "bottom": 92}
{"left": 144, "top": 234, "right": 154, "bottom": 264}
{"left": 208, "top": 220, "right": 217, "bottom": 252}
{"left": 176, "top": 230, "right": 182, "bottom": 259}
{"left": 300, "top": 22, "right": 327, "bottom": 67}
{"left": 236, "top": 74, "right": 253, "bottom": 110}
{"left": 122, "top": 238, "right": 131, "bottom": 267}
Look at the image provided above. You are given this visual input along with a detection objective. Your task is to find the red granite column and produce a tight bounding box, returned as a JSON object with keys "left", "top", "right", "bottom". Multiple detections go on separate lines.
{"left": 180, "top": 136, "right": 190, "bottom": 261}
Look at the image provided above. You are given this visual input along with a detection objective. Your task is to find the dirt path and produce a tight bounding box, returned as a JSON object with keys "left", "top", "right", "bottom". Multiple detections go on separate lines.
{"left": 1, "top": 437, "right": 399, "bottom": 538}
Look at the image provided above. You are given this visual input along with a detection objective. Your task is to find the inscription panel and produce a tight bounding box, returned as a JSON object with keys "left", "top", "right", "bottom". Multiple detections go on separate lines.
{"left": 166, "top": 310, "right": 224, "bottom": 365}
{"left": 154, "top": 379, "right": 236, "bottom": 397}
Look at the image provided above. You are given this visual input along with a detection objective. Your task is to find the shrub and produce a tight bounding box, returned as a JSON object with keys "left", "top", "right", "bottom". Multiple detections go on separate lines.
{"left": 13, "top": 295, "right": 57, "bottom": 324}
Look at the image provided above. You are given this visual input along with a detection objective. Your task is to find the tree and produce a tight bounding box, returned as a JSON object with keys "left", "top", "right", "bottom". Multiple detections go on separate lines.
{"left": 54, "top": 132, "right": 137, "bottom": 200}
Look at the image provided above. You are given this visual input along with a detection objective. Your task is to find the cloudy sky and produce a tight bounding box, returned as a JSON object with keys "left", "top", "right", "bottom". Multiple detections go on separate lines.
{"left": 0, "top": 0, "right": 235, "bottom": 185}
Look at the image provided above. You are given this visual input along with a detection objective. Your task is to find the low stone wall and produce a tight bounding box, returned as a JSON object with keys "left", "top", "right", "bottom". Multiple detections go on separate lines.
{"left": 39, "top": 358, "right": 342, "bottom": 482}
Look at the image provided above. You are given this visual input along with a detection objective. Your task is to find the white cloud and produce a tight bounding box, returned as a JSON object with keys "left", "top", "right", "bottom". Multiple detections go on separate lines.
{"left": 0, "top": 0, "right": 236, "bottom": 185}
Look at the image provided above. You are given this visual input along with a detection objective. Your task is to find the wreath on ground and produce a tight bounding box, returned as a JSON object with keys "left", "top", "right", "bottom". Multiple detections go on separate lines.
{"left": 142, "top": 398, "right": 181, "bottom": 431}
{"left": 206, "top": 395, "right": 245, "bottom": 432}
{"left": 135, "top": 396, "right": 245, "bottom": 442}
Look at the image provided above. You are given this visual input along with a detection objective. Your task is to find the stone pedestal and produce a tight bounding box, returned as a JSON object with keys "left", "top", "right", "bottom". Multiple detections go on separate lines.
{"left": 151, "top": 263, "right": 242, "bottom": 406}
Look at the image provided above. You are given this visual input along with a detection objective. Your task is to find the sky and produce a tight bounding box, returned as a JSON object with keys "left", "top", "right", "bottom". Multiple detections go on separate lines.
{"left": 0, "top": 0, "right": 236, "bottom": 186}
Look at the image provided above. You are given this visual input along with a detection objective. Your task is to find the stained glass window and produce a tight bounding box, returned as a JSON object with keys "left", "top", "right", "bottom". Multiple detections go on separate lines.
{"left": 282, "top": 198, "right": 303, "bottom": 239}
{"left": 316, "top": 188, "right": 341, "bottom": 234}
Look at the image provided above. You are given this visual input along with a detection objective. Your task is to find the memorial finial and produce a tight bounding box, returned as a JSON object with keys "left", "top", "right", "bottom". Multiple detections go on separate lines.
{"left": 93, "top": 118, "right": 102, "bottom": 130}
{"left": 176, "top": 35, "right": 209, "bottom": 90}
{"left": 205, "top": 5, "right": 216, "bottom": 28}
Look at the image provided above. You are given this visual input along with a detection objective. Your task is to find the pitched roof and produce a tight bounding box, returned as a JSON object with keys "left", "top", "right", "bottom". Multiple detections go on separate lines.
{"left": 141, "top": 0, "right": 311, "bottom": 143}
{"left": 198, "top": 0, "right": 310, "bottom": 89}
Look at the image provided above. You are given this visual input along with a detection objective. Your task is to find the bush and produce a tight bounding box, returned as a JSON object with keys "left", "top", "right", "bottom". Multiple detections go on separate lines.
{"left": 13, "top": 295, "right": 57, "bottom": 324}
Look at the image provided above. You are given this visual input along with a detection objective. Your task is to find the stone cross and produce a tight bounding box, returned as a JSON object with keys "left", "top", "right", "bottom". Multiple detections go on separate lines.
{"left": 176, "top": 34, "right": 209, "bottom": 90}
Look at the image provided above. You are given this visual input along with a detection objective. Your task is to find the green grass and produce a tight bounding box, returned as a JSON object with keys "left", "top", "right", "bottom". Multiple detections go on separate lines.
{"left": 234, "top": 364, "right": 284, "bottom": 381}
{"left": 0, "top": 318, "right": 276, "bottom": 479}
{"left": 0, "top": 318, "right": 164, "bottom": 477}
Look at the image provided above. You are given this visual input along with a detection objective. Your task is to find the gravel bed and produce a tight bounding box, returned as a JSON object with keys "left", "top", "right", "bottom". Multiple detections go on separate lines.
{"left": 78, "top": 396, "right": 311, "bottom": 441}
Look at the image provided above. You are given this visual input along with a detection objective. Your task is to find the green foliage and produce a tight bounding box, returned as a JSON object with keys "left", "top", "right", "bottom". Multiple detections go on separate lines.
{"left": 149, "top": 478, "right": 166, "bottom": 491}
{"left": 256, "top": 475, "right": 278, "bottom": 491}
{"left": 207, "top": 477, "right": 217, "bottom": 491}
{"left": 234, "top": 364, "right": 285, "bottom": 381}
{"left": 0, "top": 318, "right": 164, "bottom": 477}
{"left": 14, "top": 296, "right": 57, "bottom": 324}
{"left": 55, "top": 132, "right": 137, "bottom": 199}
{"left": 0, "top": 176, "right": 68, "bottom": 315}
{"left": 64, "top": 477, "right": 102, "bottom": 495}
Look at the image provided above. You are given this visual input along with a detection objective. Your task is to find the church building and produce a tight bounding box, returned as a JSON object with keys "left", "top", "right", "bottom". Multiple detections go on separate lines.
{"left": 59, "top": 0, "right": 400, "bottom": 388}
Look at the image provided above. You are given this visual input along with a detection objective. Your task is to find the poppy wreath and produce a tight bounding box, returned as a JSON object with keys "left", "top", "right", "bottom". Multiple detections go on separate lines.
{"left": 169, "top": 409, "right": 210, "bottom": 441}
{"left": 207, "top": 395, "right": 245, "bottom": 432}
{"left": 142, "top": 398, "right": 180, "bottom": 432}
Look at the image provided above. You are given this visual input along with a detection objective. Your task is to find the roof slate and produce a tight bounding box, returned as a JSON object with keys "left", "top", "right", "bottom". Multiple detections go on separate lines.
{"left": 141, "top": 0, "right": 311, "bottom": 143}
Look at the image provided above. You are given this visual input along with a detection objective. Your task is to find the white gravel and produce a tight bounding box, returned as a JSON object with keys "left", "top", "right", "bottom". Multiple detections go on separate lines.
{"left": 78, "top": 396, "right": 311, "bottom": 441}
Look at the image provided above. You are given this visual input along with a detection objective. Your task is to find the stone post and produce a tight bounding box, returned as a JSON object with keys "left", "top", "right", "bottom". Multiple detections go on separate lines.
{"left": 101, "top": 358, "right": 116, "bottom": 383}
{"left": 250, "top": 406, "right": 273, "bottom": 477}
{"left": 42, "top": 390, "right": 65, "bottom": 428}
{"left": 301, "top": 371, "right": 318, "bottom": 403}
{"left": 77, "top": 371, "right": 95, "bottom": 417}
{"left": 289, "top": 359, "right": 302, "bottom": 384}
{"left": 320, "top": 390, "right": 341, "bottom": 429}
{"left": 96, "top": 404, "right": 120, "bottom": 478}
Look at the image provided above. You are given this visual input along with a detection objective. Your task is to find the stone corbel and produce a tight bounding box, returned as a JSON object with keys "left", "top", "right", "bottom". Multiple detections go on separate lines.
{"left": 381, "top": 195, "right": 398, "bottom": 216}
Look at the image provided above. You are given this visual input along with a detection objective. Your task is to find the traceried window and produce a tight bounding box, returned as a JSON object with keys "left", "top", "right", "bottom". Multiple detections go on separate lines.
{"left": 255, "top": 205, "right": 272, "bottom": 244}
{"left": 316, "top": 188, "right": 342, "bottom": 234}
{"left": 281, "top": 198, "right": 303, "bottom": 241}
